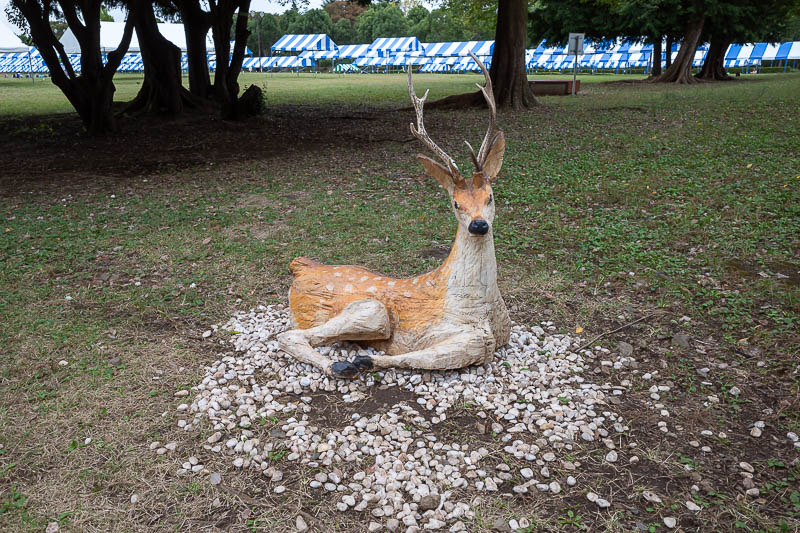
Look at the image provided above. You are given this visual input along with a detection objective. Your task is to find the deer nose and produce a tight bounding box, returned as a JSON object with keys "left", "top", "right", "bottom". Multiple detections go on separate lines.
{"left": 468, "top": 219, "right": 489, "bottom": 235}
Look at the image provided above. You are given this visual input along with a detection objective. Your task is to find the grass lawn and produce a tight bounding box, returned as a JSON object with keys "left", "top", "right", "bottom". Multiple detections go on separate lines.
{"left": 0, "top": 72, "right": 798, "bottom": 532}
{"left": 0, "top": 71, "right": 645, "bottom": 115}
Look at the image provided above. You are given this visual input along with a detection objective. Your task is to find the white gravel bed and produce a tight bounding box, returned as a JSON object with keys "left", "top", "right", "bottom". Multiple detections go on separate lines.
{"left": 171, "top": 304, "right": 637, "bottom": 530}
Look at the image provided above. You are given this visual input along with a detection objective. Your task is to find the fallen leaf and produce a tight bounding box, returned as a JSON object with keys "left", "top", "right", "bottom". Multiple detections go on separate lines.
{"left": 746, "top": 163, "right": 753, "bottom": 169}
{"left": 202, "top": 237, "right": 212, "bottom": 245}
{"left": 576, "top": 327, "right": 583, "bottom": 334}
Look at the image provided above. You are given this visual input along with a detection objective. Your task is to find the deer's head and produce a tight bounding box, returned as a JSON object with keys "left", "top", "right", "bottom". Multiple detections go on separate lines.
{"left": 408, "top": 53, "right": 505, "bottom": 238}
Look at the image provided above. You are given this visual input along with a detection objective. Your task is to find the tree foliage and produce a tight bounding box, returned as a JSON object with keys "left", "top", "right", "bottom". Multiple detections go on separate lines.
{"left": 247, "top": 13, "right": 282, "bottom": 56}
{"left": 332, "top": 17, "right": 356, "bottom": 44}
{"left": 355, "top": 3, "right": 408, "bottom": 42}
{"left": 287, "top": 8, "right": 334, "bottom": 35}
{"left": 323, "top": 0, "right": 365, "bottom": 24}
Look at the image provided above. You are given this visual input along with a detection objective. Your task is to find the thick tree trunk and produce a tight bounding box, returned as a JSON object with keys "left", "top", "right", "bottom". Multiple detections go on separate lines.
{"left": 11, "top": 0, "right": 131, "bottom": 135}
{"left": 490, "top": 0, "right": 536, "bottom": 108}
{"left": 210, "top": 0, "right": 253, "bottom": 119}
{"left": 650, "top": 16, "right": 704, "bottom": 83}
{"left": 665, "top": 36, "right": 674, "bottom": 68}
{"left": 696, "top": 36, "right": 732, "bottom": 80}
{"left": 177, "top": 0, "right": 212, "bottom": 97}
{"left": 127, "top": 0, "right": 191, "bottom": 114}
{"left": 652, "top": 37, "right": 662, "bottom": 76}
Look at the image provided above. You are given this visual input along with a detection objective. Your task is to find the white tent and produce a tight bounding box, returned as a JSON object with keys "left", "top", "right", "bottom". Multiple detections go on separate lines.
{"left": 0, "top": 22, "right": 28, "bottom": 53}
{"left": 60, "top": 21, "right": 214, "bottom": 53}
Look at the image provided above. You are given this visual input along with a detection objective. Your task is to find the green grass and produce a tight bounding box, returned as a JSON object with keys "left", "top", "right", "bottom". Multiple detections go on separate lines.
{"left": 0, "top": 71, "right": 644, "bottom": 115}
{"left": 0, "top": 72, "right": 799, "bottom": 532}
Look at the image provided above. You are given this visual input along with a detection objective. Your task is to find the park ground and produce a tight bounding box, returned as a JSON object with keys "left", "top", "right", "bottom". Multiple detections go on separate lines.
{"left": 0, "top": 72, "right": 799, "bottom": 532}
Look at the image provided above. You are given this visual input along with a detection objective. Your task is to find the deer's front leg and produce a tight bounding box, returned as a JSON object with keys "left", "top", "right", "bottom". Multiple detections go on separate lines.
{"left": 357, "top": 326, "right": 495, "bottom": 371}
{"left": 278, "top": 298, "right": 391, "bottom": 378}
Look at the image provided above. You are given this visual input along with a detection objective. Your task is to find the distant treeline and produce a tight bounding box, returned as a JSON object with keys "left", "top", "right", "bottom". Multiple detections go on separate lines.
{"left": 245, "top": 1, "right": 496, "bottom": 56}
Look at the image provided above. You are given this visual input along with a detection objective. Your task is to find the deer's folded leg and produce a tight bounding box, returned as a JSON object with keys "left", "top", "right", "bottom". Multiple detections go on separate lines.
{"left": 356, "top": 328, "right": 495, "bottom": 371}
{"left": 278, "top": 298, "right": 391, "bottom": 378}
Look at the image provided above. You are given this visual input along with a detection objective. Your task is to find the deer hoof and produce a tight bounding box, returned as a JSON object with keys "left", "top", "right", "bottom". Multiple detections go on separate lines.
{"left": 331, "top": 361, "right": 359, "bottom": 379}
{"left": 352, "top": 355, "right": 374, "bottom": 371}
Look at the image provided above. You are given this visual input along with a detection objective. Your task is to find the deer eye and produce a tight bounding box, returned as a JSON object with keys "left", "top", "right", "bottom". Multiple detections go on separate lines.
{"left": 453, "top": 201, "right": 460, "bottom": 210}
{"left": 487, "top": 194, "right": 493, "bottom": 205}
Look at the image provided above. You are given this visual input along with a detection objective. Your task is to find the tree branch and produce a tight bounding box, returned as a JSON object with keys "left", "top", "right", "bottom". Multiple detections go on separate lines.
{"left": 104, "top": 17, "right": 134, "bottom": 76}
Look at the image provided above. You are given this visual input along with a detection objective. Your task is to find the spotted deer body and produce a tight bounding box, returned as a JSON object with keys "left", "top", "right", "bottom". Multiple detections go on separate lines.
{"left": 278, "top": 54, "right": 511, "bottom": 378}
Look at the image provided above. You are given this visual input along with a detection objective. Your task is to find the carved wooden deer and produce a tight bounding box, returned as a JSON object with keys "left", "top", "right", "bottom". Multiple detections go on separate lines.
{"left": 278, "top": 53, "right": 511, "bottom": 378}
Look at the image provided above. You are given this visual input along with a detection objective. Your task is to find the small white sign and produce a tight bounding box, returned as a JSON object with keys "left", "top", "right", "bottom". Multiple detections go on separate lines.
{"left": 568, "top": 33, "right": 585, "bottom": 55}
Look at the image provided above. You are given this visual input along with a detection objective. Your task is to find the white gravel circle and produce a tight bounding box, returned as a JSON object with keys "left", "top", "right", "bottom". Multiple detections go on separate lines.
{"left": 175, "top": 304, "right": 634, "bottom": 528}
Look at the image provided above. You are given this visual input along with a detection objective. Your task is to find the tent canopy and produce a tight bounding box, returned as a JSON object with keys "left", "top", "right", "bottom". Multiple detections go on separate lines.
{"left": 336, "top": 44, "right": 370, "bottom": 59}
{"left": 0, "top": 23, "right": 28, "bottom": 53}
{"left": 368, "top": 37, "right": 422, "bottom": 56}
{"left": 423, "top": 41, "right": 493, "bottom": 57}
{"left": 59, "top": 21, "right": 214, "bottom": 53}
{"left": 271, "top": 34, "right": 337, "bottom": 52}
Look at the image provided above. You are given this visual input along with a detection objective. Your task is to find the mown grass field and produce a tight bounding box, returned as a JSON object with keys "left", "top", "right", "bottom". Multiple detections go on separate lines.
{"left": 0, "top": 71, "right": 644, "bottom": 115}
{"left": 0, "top": 72, "right": 798, "bottom": 532}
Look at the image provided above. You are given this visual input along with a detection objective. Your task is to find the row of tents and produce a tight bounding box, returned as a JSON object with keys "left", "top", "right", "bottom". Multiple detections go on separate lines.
{"left": 2, "top": 22, "right": 799, "bottom": 75}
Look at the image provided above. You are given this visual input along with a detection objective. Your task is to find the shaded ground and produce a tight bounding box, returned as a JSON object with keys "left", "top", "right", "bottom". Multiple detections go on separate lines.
{"left": 1, "top": 74, "right": 799, "bottom": 532}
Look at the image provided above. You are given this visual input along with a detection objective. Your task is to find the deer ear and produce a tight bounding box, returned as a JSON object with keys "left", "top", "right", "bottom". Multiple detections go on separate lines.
{"left": 482, "top": 131, "right": 505, "bottom": 181}
{"left": 417, "top": 154, "right": 454, "bottom": 191}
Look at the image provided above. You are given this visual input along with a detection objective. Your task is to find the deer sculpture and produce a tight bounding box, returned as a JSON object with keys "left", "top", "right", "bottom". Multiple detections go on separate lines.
{"left": 278, "top": 53, "right": 511, "bottom": 378}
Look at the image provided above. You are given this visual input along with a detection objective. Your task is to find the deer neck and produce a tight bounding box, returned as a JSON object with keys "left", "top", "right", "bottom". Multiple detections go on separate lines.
{"left": 439, "top": 225, "right": 499, "bottom": 301}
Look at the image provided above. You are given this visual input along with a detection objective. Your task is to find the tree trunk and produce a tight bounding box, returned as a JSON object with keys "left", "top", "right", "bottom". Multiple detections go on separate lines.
{"left": 665, "top": 36, "right": 674, "bottom": 68}
{"left": 177, "top": 0, "right": 212, "bottom": 98}
{"left": 210, "top": 0, "right": 252, "bottom": 119}
{"left": 650, "top": 16, "right": 704, "bottom": 83}
{"left": 11, "top": 0, "right": 131, "bottom": 135}
{"left": 652, "top": 37, "right": 662, "bottom": 76}
{"left": 490, "top": 0, "right": 537, "bottom": 108}
{"left": 127, "top": 0, "right": 190, "bottom": 114}
{"left": 695, "top": 36, "right": 732, "bottom": 80}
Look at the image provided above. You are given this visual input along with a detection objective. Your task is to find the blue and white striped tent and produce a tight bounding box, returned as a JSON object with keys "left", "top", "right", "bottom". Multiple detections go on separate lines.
{"left": 389, "top": 52, "right": 428, "bottom": 66}
{"left": 766, "top": 41, "right": 800, "bottom": 60}
{"left": 119, "top": 53, "right": 143, "bottom": 72}
{"left": 271, "top": 34, "right": 337, "bottom": 53}
{"left": 263, "top": 56, "right": 315, "bottom": 69}
{"left": 299, "top": 49, "right": 339, "bottom": 60}
{"left": 242, "top": 57, "right": 263, "bottom": 69}
{"left": 368, "top": 37, "right": 422, "bottom": 56}
{"left": 420, "top": 58, "right": 451, "bottom": 72}
{"left": 354, "top": 56, "right": 387, "bottom": 67}
{"left": 725, "top": 44, "right": 760, "bottom": 67}
{"left": 336, "top": 44, "right": 370, "bottom": 59}
{"left": 453, "top": 56, "right": 492, "bottom": 71}
{"left": 725, "top": 42, "right": 800, "bottom": 65}
{"left": 423, "top": 41, "right": 493, "bottom": 57}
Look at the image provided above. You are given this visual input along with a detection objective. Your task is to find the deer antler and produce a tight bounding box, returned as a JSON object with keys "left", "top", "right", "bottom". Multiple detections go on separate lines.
{"left": 407, "top": 68, "right": 464, "bottom": 186}
{"left": 466, "top": 51, "right": 501, "bottom": 182}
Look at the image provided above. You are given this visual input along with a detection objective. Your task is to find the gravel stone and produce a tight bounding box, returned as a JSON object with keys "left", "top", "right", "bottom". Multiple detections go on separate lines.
{"left": 296, "top": 516, "right": 308, "bottom": 532}
{"left": 419, "top": 494, "right": 440, "bottom": 511}
{"left": 686, "top": 501, "right": 701, "bottom": 511}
